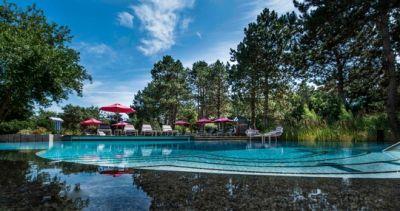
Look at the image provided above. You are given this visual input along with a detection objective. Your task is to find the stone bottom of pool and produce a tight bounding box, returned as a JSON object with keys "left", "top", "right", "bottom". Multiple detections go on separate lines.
{"left": 1, "top": 140, "right": 400, "bottom": 210}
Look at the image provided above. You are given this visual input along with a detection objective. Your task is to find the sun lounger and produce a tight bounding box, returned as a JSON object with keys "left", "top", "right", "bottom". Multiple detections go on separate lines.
{"left": 124, "top": 124, "right": 138, "bottom": 136}
{"left": 141, "top": 124, "right": 156, "bottom": 136}
{"left": 245, "top": 129, "right": 260, "bottom": 137}
{"left": 257, "top": 126, "right": 284, "bottom": 143}
{"left": 97, "top": 131, "right": 106, "bottom": 136}
{"left": 97, "top": 124, "right": 112, "bottom": 135}
{"left": 162, "top": 125, "right": 177, "bottom": 136}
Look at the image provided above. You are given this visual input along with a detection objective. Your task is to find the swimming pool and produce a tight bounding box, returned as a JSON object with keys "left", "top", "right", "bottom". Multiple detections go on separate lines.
{"left": 3, "top": 140, "right": 400, "bottom": 178}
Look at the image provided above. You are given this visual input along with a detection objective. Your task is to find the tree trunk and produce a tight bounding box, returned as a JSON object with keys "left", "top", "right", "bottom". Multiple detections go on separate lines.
{"left": 333, "top": 49, "right": 346, "bottom": 104}
{"left": 378, "top": 4, "right": 400, "bottom": 140}
{"left": 0, "top": 92, "right": 12, "bottom": 121}
{"left": 169, "top": 105, "right": 177, "bottom": 129}
{"left": 200, "top": 87, "right": 204, "bottom": 118}
{"left": 263, "top": 74, "right": 269, "bottom": 129}
{"left": 217, "top": 82, "right": 221, "bottom": 118}
{"left": 197, "top": 85, "right": 201, "bottom": 118}
{"left": 250, "top": 88, "right": 256, "bottom": 129}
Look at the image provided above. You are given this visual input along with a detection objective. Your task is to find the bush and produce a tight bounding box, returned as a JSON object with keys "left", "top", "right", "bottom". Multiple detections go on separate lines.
{"left": 0, "top": 120, "right": 35, "bottom": 134}
{"left": 17, "top": 129, "right": 33, "bottom": 135}
{"left": 32, "top": 127, "right": 48, "bottom": 135}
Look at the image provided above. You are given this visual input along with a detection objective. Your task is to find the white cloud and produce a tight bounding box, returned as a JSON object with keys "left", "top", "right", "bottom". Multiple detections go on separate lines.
{"left": 243, "top": 0, "right": 296, "bottom": 21}
{"left": 131, "top": 0, "right": 195, "bottom": 55}
{"left": 181, "top": 17, "right": 192, "bottom": 32}
{"left": 196, "top": 32, "right": 202, "bottom": 39}
{"left": 117, "top": 11, "right": 134, "bottom": 28}
{"left": 73, "top": 42, "right": 116, "bottom": 58}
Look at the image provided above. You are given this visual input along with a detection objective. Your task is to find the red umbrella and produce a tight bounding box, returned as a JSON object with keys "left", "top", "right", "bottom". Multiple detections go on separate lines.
{"left": 214, "top": 117, "right": 233, "bottom": 123}
{"left": 112, "top": 122, "right": 128, "bottom": 127}
{"left": 80, "top": 118, "right": 102, "bottom": 126}
{"left": 196, "top": 117, "right": 212, "bottom": 124}
{"left": 100, "top": 103, "right": 136, "bottom": 113}
{"left": 99, "top": 168, "right": 135, "bottom": 177}
{"left": 175, "top": 120, "right": 190, "bottom": 126}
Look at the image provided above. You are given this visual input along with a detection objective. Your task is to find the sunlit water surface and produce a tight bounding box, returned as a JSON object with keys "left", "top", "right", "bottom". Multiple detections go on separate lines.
{"left": 1, "top": 140, "right": 400, "bottom": 210}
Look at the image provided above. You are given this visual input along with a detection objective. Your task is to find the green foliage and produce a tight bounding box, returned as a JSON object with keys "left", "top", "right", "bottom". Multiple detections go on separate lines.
{"left": 294, "top": 0, "right": 400, "bottom": 139}
{"left": 230, "top": 9, "right": 299, "bottom": 128}
{"left": 189, "top": 60, "right": 231, "bottom": 119}
{"left": 177, "top": 106, "right": 197, "bottom": 124}
{"left": 31, "top": 109, "right": 58, "bottom": 133}
{"left": 17, "top": 129, "right": 32, "bottom": 135}
{"left": 60, "top": 104, "right": 100, "bottom": 132}
{"left": 0, "top": 2, "right": 91, "bottom": 121}
{"left": 31, "top": 127, "right": 48, "bottom": 135}
{"left": 0, "top": 120, "right": 35, "bottom": 134}
{"left": 133, "top": 56, "right": 191, "bottom": 128}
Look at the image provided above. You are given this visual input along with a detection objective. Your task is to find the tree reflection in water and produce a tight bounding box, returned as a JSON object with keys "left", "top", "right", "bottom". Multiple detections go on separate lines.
{"left": 134, "top": 170, "right": 400, "bottom": 210}
{"left": 1, "top": 150, "right": 400, "bottom": 210}
{"left": 0, "top": 152, "right": 89, "bottom": 210}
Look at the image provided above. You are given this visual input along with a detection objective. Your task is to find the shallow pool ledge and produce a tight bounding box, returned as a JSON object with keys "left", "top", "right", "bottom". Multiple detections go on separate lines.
{"left": 62, "top": 135, "right": 192, "bottom": 141}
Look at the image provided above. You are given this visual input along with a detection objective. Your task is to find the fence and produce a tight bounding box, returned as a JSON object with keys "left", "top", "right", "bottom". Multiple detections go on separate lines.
{"left": 0, "top": 134, "right": 62, "bottom": 142}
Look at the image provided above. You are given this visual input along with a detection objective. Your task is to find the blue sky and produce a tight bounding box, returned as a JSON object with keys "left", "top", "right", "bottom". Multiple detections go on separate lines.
{"left": 11, "top": 0, "right": 296, "bottom": 112}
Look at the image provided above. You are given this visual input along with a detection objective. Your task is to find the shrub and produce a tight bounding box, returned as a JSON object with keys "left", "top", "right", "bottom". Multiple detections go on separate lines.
{"left": 17, "top": 129, "right": 33, "bottom": 135}
{"left": 32, "top": 127, "right": 48, "bottom": 135}
{"left": 0, "top": 120, "right": 35, "bottom": 134}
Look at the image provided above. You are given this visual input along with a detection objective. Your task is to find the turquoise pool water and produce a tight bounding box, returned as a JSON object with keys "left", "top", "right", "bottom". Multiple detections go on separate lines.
{"left": 2, "top": 140, "right": 400, "bottom": 178}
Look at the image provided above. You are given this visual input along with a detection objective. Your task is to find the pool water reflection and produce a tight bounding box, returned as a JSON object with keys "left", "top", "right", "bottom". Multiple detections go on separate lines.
{"left": 0, "top": 150, "right": 399, "bottom": 210}
{"left": 35, "top": 140, "right": 400, "bottom": 178}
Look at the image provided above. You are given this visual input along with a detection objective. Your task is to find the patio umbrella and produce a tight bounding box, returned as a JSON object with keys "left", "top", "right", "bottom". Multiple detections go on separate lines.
{"left": 112, "top": 122, "right": 128, "bottom": 127}
{"left": 80, "top": 118, "right": 102, "bottom": 126}
{"left": 214, "top": 117, "right": 233, "bottom": 130}
{"left": 100, "top": 103, "right": 136, "bottom": 114}
{"left": 196, "top": 117, "right": 212, "bottom": 124}
{"left": 214, "top": 117, "right": 233, "bottom": 123}
{"left": 175, "top": 120, "right": 190, "bottom": 134}
{"left": 196, "top": 118, "right": 212, "bottom": 134}
{"left": 175, "top": 120, "right": 190, "bottom": 126}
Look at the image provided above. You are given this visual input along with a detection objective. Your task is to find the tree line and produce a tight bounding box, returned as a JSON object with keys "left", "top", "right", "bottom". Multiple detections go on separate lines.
{"left": 134, "top": 1, "right": 400, "bottom": 141}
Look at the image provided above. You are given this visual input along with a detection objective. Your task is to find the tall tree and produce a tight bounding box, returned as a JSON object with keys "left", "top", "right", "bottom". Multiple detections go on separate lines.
{"left": 230, "top": 9, "right": 297, "bottom": 129}
{"left": 230, "top": 24, "right": 262, "bottom": 128}
{"left": 189, "top": 61, "right": 210, "bottom": 118}
{"left": 0, "top": 2, "right": 91, "bottom": 121}
{"left": 209, "top": 60, "right": 230, "bottom": 118}
{"left": 149, "top": 56, "right": 191, "bottom": 127}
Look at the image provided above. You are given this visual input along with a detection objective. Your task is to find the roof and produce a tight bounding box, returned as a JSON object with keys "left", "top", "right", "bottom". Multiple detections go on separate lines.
{"left": 49, "top": 117, "right": 64, "bottom": 122}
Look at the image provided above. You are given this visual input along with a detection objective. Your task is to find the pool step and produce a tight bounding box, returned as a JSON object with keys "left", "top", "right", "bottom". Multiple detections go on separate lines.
{"left": 193, "top": 136, "right": 253, "bottom": 141}
{"left": 383, "top": 141, "right": 400, "bottom": 152}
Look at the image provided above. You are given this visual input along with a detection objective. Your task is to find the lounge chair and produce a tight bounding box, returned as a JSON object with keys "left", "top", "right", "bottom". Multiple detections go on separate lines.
{"left": 257, "top": 126, "right": 284, "bottom": 143}
{"left": 224, "top": 128, "right": 235, "bottom": 136}
{"left": 215, "top": 129, "right": 225, "bottom": 136}
{"left": 196, "top": 129, "right": 206, "bottom": 136}
{"left": 141, "top": 124, "right": 156, "bottom": 136}
{"left": 97, "top": 124, "right": 112, "bottom": 135}
{"left": 97, "top": 131, "right": 106, "bottom": 136}
{"left": 245, "top": 128, "right": 260, "bottom": 137}
{"left": 162, "top": 125, "right": 178, "bottom": 136}
{"left": 124, "top": 124, "right": 138, "bottom": 136}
